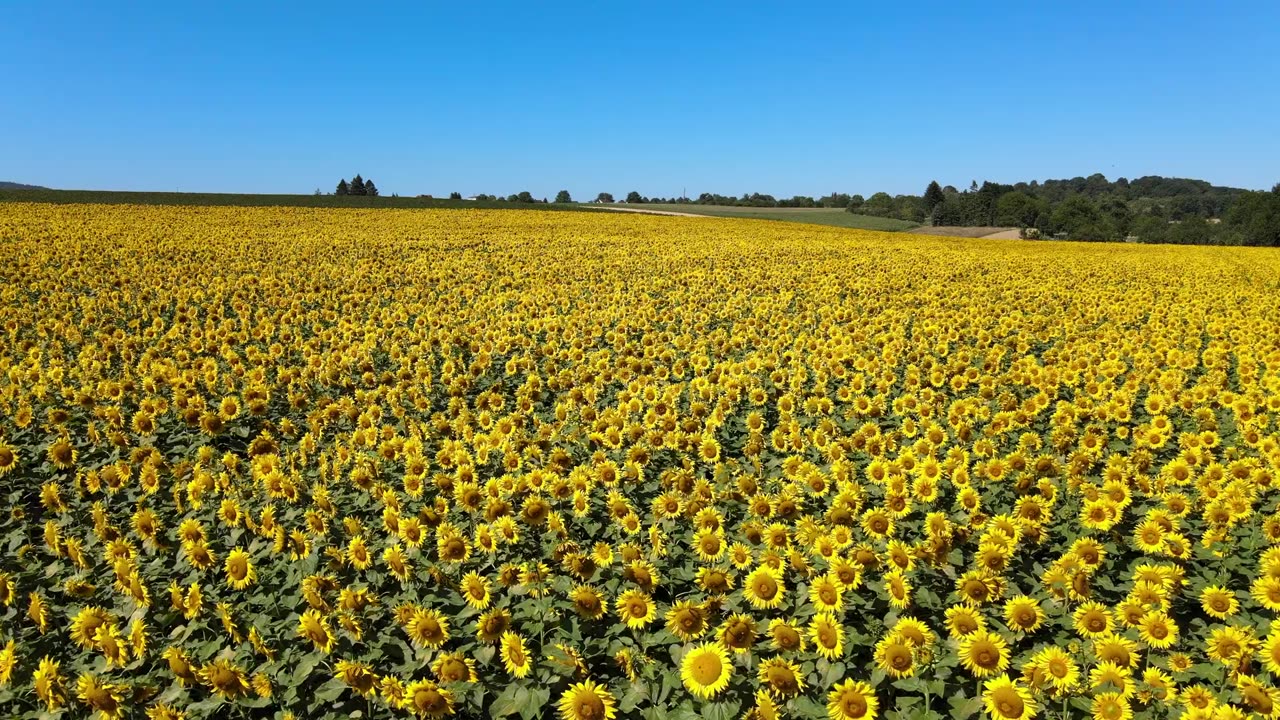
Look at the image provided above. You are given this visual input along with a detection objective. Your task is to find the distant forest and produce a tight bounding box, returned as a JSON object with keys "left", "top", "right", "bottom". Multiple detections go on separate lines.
{"left": 619, "top": 175, "right": 1280, "bottom": 246}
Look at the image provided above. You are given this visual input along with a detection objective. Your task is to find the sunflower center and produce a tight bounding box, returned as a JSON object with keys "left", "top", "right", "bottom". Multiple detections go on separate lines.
{"left": 754, "top": 576, "right": 777, "bottom": 599}
{"left": 690, "top": 653, "right": 723, "bottom": 685}
{"left": 574, "top": 692, "right": 606, "bottom": 719}
{"left": 416, "top": 688, "right": 445, "bottom": 711}
{"left": 766, "top": 666, "right": 797, "bottom": 694}
{"left": 993, "top": 688, "right": 1024, "bottom": 719}
{"left": 841, "top": 691, "right": 868, "bottom": 719}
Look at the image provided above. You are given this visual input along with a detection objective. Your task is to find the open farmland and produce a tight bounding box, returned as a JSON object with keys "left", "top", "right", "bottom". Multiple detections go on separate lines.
{"left": 2, "top": 203, "right": 1280, "bottom": 720}
{"left": 606, "top": 204, "right": 920, "bottom": 232}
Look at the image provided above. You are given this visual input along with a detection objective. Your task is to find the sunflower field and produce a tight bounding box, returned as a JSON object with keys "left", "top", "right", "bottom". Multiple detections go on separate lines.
{"left": 1, "top": 203, "right": 1280, "bottom": 720}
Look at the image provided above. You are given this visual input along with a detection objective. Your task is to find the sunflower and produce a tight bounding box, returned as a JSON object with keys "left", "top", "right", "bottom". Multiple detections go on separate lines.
{"left": 1137, "top": 610, "right": 1178, "bottom": 649}
{"left": 432, "top": 653, "right": 477, "bottom": 684}
{"left": 810, "top": 612, "right": 844, "bottom": 660}
{"left": 557, "top": 679, "right": 617, "bottom": 720}
{"left": 76, "top": 673, "right": 124, "bottom": 720}
{"left": 0, "top": 640, "right": 15, "bottom": 687}
{"left": 28, "top": 592, "right": 49, "bottom": 633}
{"left": 0, "top": 442, "right": 18, "bottom": 477}
{"left": 298, "top": 608, "right": 335, "bottom": 653}
{"left": 693, "top": 528, "right": 726, "bottom": 562}
{"left": 744, "top": 565, "right": 785, "bottom": 610}
{"left": 459, "top": 572, "right": 491, "bottom": 609}
{"left": 500, "top": 631, "right": 532, "bottom": 678}
{"left": 1072, "top": 602, "right": 1113, "bottom": 639}
{"left": 34, "top": 657, "right": 66, "bottom": 711}
{"left": 203, "top": 658, "right": 251, "bottom": 699}
{"left": 1093, "top": 633, "right": 1138, "bottom": 668}
{"left": 956, "top": 570, "right": 1001, "bottom": 606}
{"left": 873, "top": 635, "right": 914, "bottom": 678}
{"left": 1236, "top": 675, "right": 1280, "bottom": 718}
{"left": 335, "top": 660, "right": 378, "bottom": 696}
{"left": 1200, "top": 585, "right": 1239, "bottom": 620}
{"left": 1261, "top": 629, "right": 1280, "bottom": 675}
{"left": 680, "top": 643, "right": 732, "bottom": 699}
{"left": 475, "top": 608, "right": 511, "bottom": 643}
{"left": 665, "top": 600, "right": 709, "bottom": 641}
{"left": 827, "top": 679, "right": 878, "bottom": 720}
{"left": 1206, "top": 625, "right": 1255, "bottom": 666}
{"left": 983, "top": 675, "right": 1035, "bottom": 720}
{"left": 883, "top": 570, "right": 911, "bottom": 609}
{"left": 1034, "top": 646, "right": 1079, "bottom": 695}
{"left": 862, "top": 509, "right": 894, "bottom": 538}
{"left": 1003, "top": 596, "right": 1045, "bottom": 633}
{"left": 1254, "top": 576, "right": 1280, "bottom": 612}
{"left": 890, "top": 618, "right": 935, "bottom": 650}
{"left": 223, "top": 548, "right": 256, "bottom": 590}
{"left": 47, "top": 437, "right": 77, "bottom": 470}
{"left": 721, "top": 609, "right": 757, "bottom": 650}
{"left": 1091, "top": 692, "right": 1132, "bottom": 720}
{"left": 616, "top": 589, "right": 656, "bottom": 629}
{"left": 94, "top": 621, "right": 129, "bottom": 668}
{"left": 1089, "top": 661, "right": 1132, "bottom": 695}
{"left": 348, "top": 535, "right": 373, "bottom": 569}
{"left": 404, "top": 679, "right": 455, "bottom": 718}
{"left": 406, "top": 608, "right": 450, "bottom": 648}
{"left": 945, "top": 605, "right": 986, "bottom": 637}
{"left": 959, "top": 630, "right": 1010, "bottom": 678}
{"left": 569, "top": 585, "right": 606, "bottom": 619}
{"left": 758, "top": 657, "right": 805, "bottom": 698}
{"left": 383, "top": 544, "right": 411, "bottom": 581}
{"left": 809, "top": 573, "right": 845, "bottom": 612}
{"left": 70, "top": 606, "right": 113, "bottom": 649}
{"left": 696, "top": 567, "right": 734, "bottom": 595}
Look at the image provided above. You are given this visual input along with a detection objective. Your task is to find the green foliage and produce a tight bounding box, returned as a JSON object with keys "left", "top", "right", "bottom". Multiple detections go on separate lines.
{"left": 0, "top": 189, "right": 596, "bottom": 211}
{"left": 1227, "top": 186, "right": 1280, "bottom": 246}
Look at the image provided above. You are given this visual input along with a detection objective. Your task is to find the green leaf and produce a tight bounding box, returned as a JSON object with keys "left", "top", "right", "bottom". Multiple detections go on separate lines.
{"left": 490, "top": 684, "right": 530, "bottom": 718}
{"left": 619, "top": 682, "right": 649, "bottom": 712}
{"left": 520, "top": 686, "right": 550, "bottom": 720}
{"left": 312, "top": 679, "right": 347, "bottom": 704}
{"left": 948, "top": 694, "right": 983, "bottom": 720}
{"left": 702, "top": 699, "right": 741, "bottom": 720}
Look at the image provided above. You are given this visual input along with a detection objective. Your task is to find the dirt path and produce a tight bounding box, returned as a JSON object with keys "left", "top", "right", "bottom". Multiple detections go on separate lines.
{"left": 591, "top": 205, "right": 709, "bottom": 218}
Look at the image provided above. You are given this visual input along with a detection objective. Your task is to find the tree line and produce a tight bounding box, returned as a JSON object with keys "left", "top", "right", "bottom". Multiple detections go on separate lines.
{"left": 611, "top": 174, "right": 1277, "bottom": 246}
{"left": 335, "top": 175, "right": 378, "bottom": 196}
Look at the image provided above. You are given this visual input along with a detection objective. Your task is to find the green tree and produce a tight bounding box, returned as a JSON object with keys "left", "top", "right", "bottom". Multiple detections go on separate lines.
{"left": 516, "top": 191, "right": 535, "bottom": 203}
{"left": 861, "top": 192, "right": 894, "bottom": 217}
{"left": 1049, "top": 195, "right": 1113, "bottom": 241}
{"left": 554, "top": 190, "right": 573, "bottom": 203}
{"left": 1227, "top": 185, "right": 1280, "bottom": 246}
{"left": 923, "top": 181, "right": 946, "bottom": 215}
{"left": 994, "top": 192, "right": 1043, "bottom": 227}
{"left": 350, "top": 175, "right": 366, "bottom": 196}
{"left": 364, "top": 179, "right": 378, "bottom": 197}
{"left": 336, "top": 179, "right": 349, "bottom": 196}
{"left": 1130, "top": 214, "right": 1169, "bottom": 244}
{"left": 625, "top": 191, "right": 644, "bottom": 203}
{"left": 596, "top": 192, "right": 614, "bottom": 203}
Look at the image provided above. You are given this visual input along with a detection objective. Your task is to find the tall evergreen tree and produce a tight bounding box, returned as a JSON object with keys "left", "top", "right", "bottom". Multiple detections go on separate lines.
{"left": 365, "top": 179, "right": 378, "bottom": 197}
{"left": 350, "top": 175, "right": 366, "bottom": 196}
{"left": 923, "top": 181, "right": 946, "bottom": 215}
{"left": 336, "top": 178, "right": 349, "bottom": 195}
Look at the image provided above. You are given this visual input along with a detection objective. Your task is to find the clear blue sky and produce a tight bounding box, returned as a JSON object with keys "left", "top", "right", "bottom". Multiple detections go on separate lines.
{"left": 4, "top": 1, "right": 1278, "bottom": 199}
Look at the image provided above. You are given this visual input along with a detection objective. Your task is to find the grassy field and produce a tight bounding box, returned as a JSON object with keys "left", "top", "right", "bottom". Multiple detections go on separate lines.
{"left": 611, "top": 203, "right": 920, "bottom": 231}
{"left": 0, "top": 188, "right": 596, "bottom": 212}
